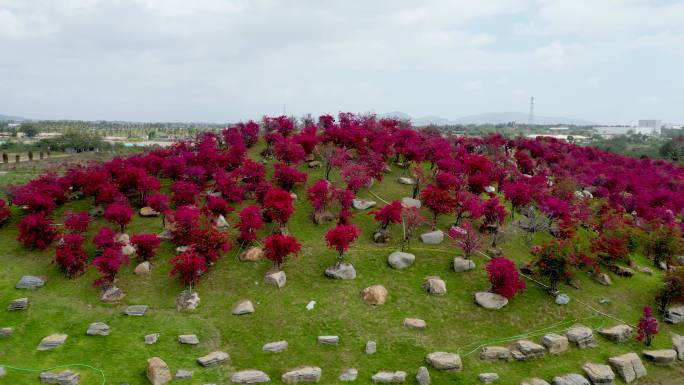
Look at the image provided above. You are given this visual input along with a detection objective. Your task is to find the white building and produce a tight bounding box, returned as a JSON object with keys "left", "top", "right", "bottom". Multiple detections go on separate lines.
{"left": 636, "top": 119, "right": 661, "bottom": 135}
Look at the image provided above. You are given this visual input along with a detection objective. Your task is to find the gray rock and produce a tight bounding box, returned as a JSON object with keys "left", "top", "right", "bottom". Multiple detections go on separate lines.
{"left": 582, "top": 363, "right": 614, "bottom": 385}
{"left": 124, "top": 305, "right": 148, "bottom": 316}
{"left": 598, "top": 324, "right": 633, "bottom": 343}
{"left": 86, "top": 322, "right": 109, "bottom": 336}
{"left": 673, "top": 333, "right": 684, "bottom": 360}
{"left": 665, "top": 304, "right": 684, "bottom": 324}
{"left": 281, "top": 366, "right": 322, "bottom": 384}
{"left": 425, "top": 352, "right": 462, "bottom": 371}
{"left": 134, "top": 261, "right": 151, "bottom": 275}
{"left": 37, "top": 334, "right": 68, "bottom": 350}
{"left": 599, "top": 299, "right": 611, "bottom": 305}
{"left": 8, "top": 297, "right": 28, "bottom": 311}
{"left": 403, "top": 318, "right": 426, "bottom": 330}
{"left": 139, "top": 206, "right": 159, "bottom": 217}
{"left": 339, "top": 368, "right": 358, "bottom": 382}
{"left": 474, "top": 292, "right": 508, "bottom": 310}
{"left": 158, "top": 229, "right": 172, "bottom": 240}
{"left": 555, "top": 293, "right": 570, "bottom": 305}
{"left": 479, "top": 373, "right": 499, "bottom": 383}
{"left": 240, "top": 247, "right": 263, "bottom": 262}
{"left": 318, "top": 335, "right": 340, "bottom": 345}
{"left": 541, "top": 333, "right": 568, "bottom": 354}
{"left": 453, "top": 257, "right": 475, "bottom": 272}
{"left": 520, "top": 379, "right": 550, "bottom": 385}
{"left": 365, "top": 340, "right": 377, "bottom": 355}
{"left": 400, "top": 197, "right": 421, "bottom": 208}
{"left": 484, "top": 185, "right": 496, "bottom": 193}
{"left": 176, "top": 290, "right": 200, "bottom": 311}
{"left": 362, "top": 285, "right": 388, "bottom": 305}
{"left": 197, "top": 351, "right": 229, "bottom": 367}
{"left": 231, "top": 370, "right": 271, "bottom": 384}
{"left": 372, "top": 371, "right": 406, "bottom": 383}
{"left": 116, "top": 233, "right": 130, "bottom": 244}
{"left": 398, "top": 177, "right": 416, "bottom": 185}
{"left": 0, "top": 367, "right": 5, "bottom": 377}
{"left": 420, "top": 230, "right": 444, "bottom": 245}
{"left": 325, "top": 263, "right": 356, "bottom": 280}
{"left": 265, "top": 270, "right": 286, "bottom": 288}
{"left": 388, "top": 251, "right": 415, "bottom": 269}
{"left": 178, "top": 334, "right": 199, "bottom": 345}
{"left": 215, "top": 215, "right": 229, "bottom": 229}
{"left": 642, "top": 349, "right": 677, "bottom": 365}
{"left": 353, "top": 199, "right": 376, "bottom": 210}
{"left": 551, "top": 374, "right": 590, "bottom": 385}
{"left": 263, "top": 340, "right": 288, "bottom": 353}
{"left": 594, "top": 273, "right": 612, "bottom": 286}
{"left": 511, "top": 340, "right": 545, "bottom": 361}
{"left": 0, "top": 327, "right": 13, "bottom": 338}
{"left": 480, "top": 346, "right": 511, "bottom": 361}
{"left": 146, "top": 357, "right": 171, "bottom": 385}
{"left": 16, "top": 275, "right": 45, "bottom": 289}
{"left": 232, "top": 299, "right": 255, "bottom": 315}
{"left": 175, "top": 370, "right": 193, "bottom": 379}
{"left": 608, "top": 353, "right": 646, "bottom": 383}
{"left": 40, "top": 370, "right": 80, "bottom": 385}
{"left": 566, "top": 325, "right": 597, "bottom": 348}
{"left": 145, "top": 333, "right": 160, "bottom": 345}
{"left": 422, "top": 276, "right": 446, "bottom": 295}
{"left": 101, "top": 286, "right": 124, "bottom": 303}
{"left": 121, "top": 244, "right": 136, "bottom": 256}
{"left": 416, "top": 367, "right": 430, "bottom": 385}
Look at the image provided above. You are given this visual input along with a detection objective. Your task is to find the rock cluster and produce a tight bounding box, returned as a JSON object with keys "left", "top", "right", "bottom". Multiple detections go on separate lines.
{"left": 608, "top": 353, "right": 646, "bottom": 383}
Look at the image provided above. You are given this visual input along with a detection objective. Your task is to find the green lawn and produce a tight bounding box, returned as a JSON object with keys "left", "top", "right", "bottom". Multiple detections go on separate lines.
{"left": 0, "top": 148, "right": 682, "bottom": 384}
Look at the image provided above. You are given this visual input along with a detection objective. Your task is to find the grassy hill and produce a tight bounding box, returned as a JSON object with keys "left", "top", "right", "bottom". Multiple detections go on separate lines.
{"left": 0, "top": 143, "right": 682, "bottom": 385}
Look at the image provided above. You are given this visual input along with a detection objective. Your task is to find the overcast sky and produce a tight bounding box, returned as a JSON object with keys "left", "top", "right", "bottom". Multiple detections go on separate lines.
{"left": 1, "top": 0, "right": 683, "bottom": 124}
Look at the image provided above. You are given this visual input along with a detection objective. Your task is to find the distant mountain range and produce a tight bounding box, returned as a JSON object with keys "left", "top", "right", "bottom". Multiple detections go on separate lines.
{"left": 0, "top": 114, "right": 27, "bottom": 122}
{"left": 383, "top": 111, "right": 599, "bottom": 126}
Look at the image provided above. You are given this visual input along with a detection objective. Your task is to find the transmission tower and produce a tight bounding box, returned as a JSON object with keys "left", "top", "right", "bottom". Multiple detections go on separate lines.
{"left": 528, "top": 96, "right": 535, "bottom": 126}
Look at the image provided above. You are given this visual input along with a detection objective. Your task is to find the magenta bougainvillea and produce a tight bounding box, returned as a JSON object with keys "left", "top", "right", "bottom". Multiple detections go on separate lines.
{"left": 17, "top": 214, "right": 57, "bottom": 250}
{"left": 264, "top": 233, "right": 301, "bottom": 268}
{"left": 485, "top": 257, "right": 526, "bottom": 299}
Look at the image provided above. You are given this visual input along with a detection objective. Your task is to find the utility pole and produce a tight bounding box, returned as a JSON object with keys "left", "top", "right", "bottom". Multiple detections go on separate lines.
{"left": 528, "top": 96, "right": 535, "bottom": 126}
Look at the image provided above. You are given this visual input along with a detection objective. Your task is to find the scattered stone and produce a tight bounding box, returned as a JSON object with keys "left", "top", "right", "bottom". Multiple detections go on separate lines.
{"left": 353, "top": 199, "right": 376, "bottom": 210}
{"left": 0, "top": 367, "right": 5, "bottom": 377}
{"left": 480, "top": 346, "right": 511, "bottom": 361}
{"left": 231, "top": 370, "right": 271, "bottom": 384}
{"left": 673, "top": 333, "right": 684, "bottom": 360}
{"left": 240, "top": 247, "right": 263, "bottom": 262}
{"left": 134, "top": 261, "right": 152, "bottom": 275}
{"left": 416, "top": 366, "right": 430, "bottom": 385}
{"left": 0, "top": 327, "right": 13, "bottom": 338}
{"left": 541, "top": 333, "right": 569, "bottom": 355}
{"left": 362, "top": 285, "right": 388, "bottom": 305}
{"left": 175, "top": 370, "right": 193, "bottom": 379}
{"left": 474, "top": 292, "right": 508, "bottom": 310}
{"left": 420, "top": 230, "right": 444, "bottom": 245}
{"left": 263, "top": 340, "right": 288, "bottom": 353}
{"left": 555, "top": 293, "right": 570, "bottom": 305}
{"left": 665, "top": 304, "right": 684, "bottom": 324}
{"left": 124, "top": 305, "right": 148, "bottom": 316}
{"left": 307, "top": 160, "right": 321, "bottom": 168}
{"left": 7, "top": 297, "right": 28, "bottom": 311}
{"left": 565, "top": 325, "right": 598, "bottom": 349}
{"left": 637, "top": 266, "right": 653, "bottom": 275}
{"left": 453, "top": 257, "right": 475, "bottom": 272}
{"left": 178, "top": 334, "right": 199, "bottom": 345}
{"left": 425, "top": 352, "right": 462, "bottom": 372}
{"left": 158, "top": 229, "right": 172, "bottom": 240}
{"left": 116, "top": 233, "right": 130, "bottom": 244}
{"left": 388, "top": 251, "right": 415, "bottom": 269}
{"left": 265, "top": 270, "right": 286, "bottom": 288}
{"left": 365, "top": 340, "right": 377, "bottom": 355}
{"left": 614, "top": 265, "right": 634, "bottom": 277}
{"left": 551, "top": 374, "right": 590, "bottom": 385}
{"left": 598, "top": 324, "right": 633, "bottom": 343}
{"left": 373, "top": 228, "right": 391, "bottom": 243}
{"left": 484, "top": 185, "right": 496, "bottom": 193}
{"left": 400, "top": 197, "right": 421, "bottom": 208}
{"left": 232, "top": 300, "right": 255, "bottom": 315}
{"left": 40, "top": 370, "right": 80, "bottom": 385}
{"left": 403, "top": 318, "right": 426, "bottom": 330}
{"left": 122, "top": 244, "right": 136, "bottom": 256}
{"left": 510, "top": 340, "right": 545, "bottom": 360}
{"left": 479, "top": 373, "right": 499, "bottom": 383}
{"left": 306, "top": 300, "right": 315, "bottom": 310}
{"left": 147, "top": 357, "right": 172, "bottom": 385}
{"left": 593, "top": 273, "right": 612, "bottom": 286}
{"left": 372, "top": 371, "right": 406, "bottom": 383}
{"left": 608, "top": 353, "right": 647, "bottom": 383}
{"left": 599, "top": 299, "right": 611, "bottom": 305}
{"left": 37, "top": 334, "right": 68, "bottom": 350}
{"left": 101, "top": 286, "right": 125, "bottom": 303}
{"left": 582, "top": 362, "right": 615, "bottom": 385}
{"left": 197, "top": 351, "right": 229, "bottom": 367}
{"left": 422, "top": 276, "right": 446, "bottom": 295}
{"left": 86, "top": 322, "right": 109, "bottom": 336}
{"left": 318, "top": 335, "right": 340, "bottom": 345}
{"left": 215, "top": 215, "right": 229, "bottom": 229}
{"left": 175, "top": 290, "right": 200, "bottom": 311}
{"left": 139, "top": 206, "right": 159, "bottom": 217}
{"left": 521, "top": 379, "right": 550, "bottom": 385}
{"left": 398, "top": 177, "right": 416, "bottom": 185}
{"left": 642, "top": 349, "right": 677, "bottom": 365}
{"left": 339, "top": 368, "right": 358, "bottom": 382}
{"left": 281, "top": 366, "right": 322, "bottom": 384}
{"left": 325, "top": 262, "right": 356, "bottom": 280}
{"left": 16, "top": 275, "right": 45, "bottom": 289}
{"left": 145, "top": 333, "right": 160, "bottom": 345}
{"left": 313, "top": 210, "right": 336, "bottom": 224}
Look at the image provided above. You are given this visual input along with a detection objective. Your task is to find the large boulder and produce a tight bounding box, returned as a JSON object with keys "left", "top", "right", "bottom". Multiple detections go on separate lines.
{"left": 551, "top": 374, "right": 589, "bottom": 385}
{"left": 422, "top": 276, "right": 446, "bottom": 295}
{"left": 480, "top": 346, "right": 511, "bottom": 361}
{"left": 420, "top": 230, "right": 444, "bottom": 245}
{"left": 197, "top": 351, "right": 229, "bottom": 367}
{"left": 608, "top": 353, "right": 647, "bottom": 383}
{"left": 325, "top": 263, "right": 356, "bottom": 280}
{"left": 40, "top": 370, "right": 80, "bottom": 385}
{"left": 665, "top": 304, "right": 684, "bottom": 324}
{"left": 176, "top": 290, "right": 200, "bottom": 311}
{"left": 453, "top": 257, "right": 475, "bottom": 272}
{"left": 566, "top": 325, "right": 597, "bottom": 349}
{"left": 403, "top": 318, "right": 426, "bottom": 330}
{"left": 146, "top": 357, "right": 172, "bottom": 385}
{"left": 263, "top": 340, "right": 288, "bottom": 353}
{"left": 362, "top": 285, "right": 388, "bottom": 305}
{"left": 281, "top": 366, "right": 322, "bottom": 384}
{"left": 265, "top": 270, "right": 286, "bottom": 288}
{"left": 372, "top": 371, "right": 406, "bottom": 383}
{"left": 232, "top": 299, "right": 255, "bottom": 315}
{"left": 86, "top": 322, "right": 109, "bottom": 336}
{"left": 339, "top": 368, "right": 358, "bottom": 382}
{"left": 240, "top": 247, "right": 263, "bottom": 262}
{"left": 134, "top": 261, "right": 152, "bottom": 275}
{"left": 400, "top": 197, "right": 421, "bottom": 208}
{"left": 474, "top": 292, "right": 508, "bottom": 310}
{"left": 100, "top": 286, "right": 125, "bottom": 303}
{"left": 16, "top": 275, "right": 45, "bottom": 289}
{"left": 582, "top": 362, "right": 615, "bottom": 385}
{"left": 231, "top": 370, "right": 271, "bottom": 384}
{"left": 425, "top": 352, "right": 462, "bottom": 372}
{"left": 510, "top": 340, "right": 545, "bottom": 361}
{"left": 598, "top": 324, "right": 633, "bottom": 343}
{"left": 37, "top": 334, "right": 68, "bottom": 351}
{"left": 642, "top": 349, "right": 677, "bottom": 365}
{"left": 673, "top": 333, "right": 684, "bottom": 360}
{"left": 541, "top": 333, "right": 569, "bottom": 354}
{"left": 388, "top": 251, "right": 415, "bottom": 269}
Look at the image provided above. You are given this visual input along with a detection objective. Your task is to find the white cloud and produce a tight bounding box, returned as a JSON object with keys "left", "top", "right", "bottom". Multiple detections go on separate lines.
{"left": 463, "top": 80, "right": 483, "bottom": 91}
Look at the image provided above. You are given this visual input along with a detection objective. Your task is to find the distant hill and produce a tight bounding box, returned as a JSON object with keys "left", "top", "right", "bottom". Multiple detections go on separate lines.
{"left": 0, "top": 114, "right": 27, "bottom": 122}
{"left": 383, "top": 111, "right": 598, "bottom": 126}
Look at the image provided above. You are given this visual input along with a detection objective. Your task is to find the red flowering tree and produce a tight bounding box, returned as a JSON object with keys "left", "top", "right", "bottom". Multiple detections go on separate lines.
{"left": 130, "top": 233, "right": 162, "bottom": 262}
{"left": 170, "top": 248, "right": 207, "bottom": 292}
{"left": 104, "top": 202, "right": 133, "bottom": 232}
{"left": 92, "top": 246, "right": 128, "bottom": 287}
{"left": 235, "top": 205, "right": 264, "bottom": 245}
{"left": 263, "top": 188, "right": 294, "bottom": 229}
{"left": 531, "top": 239, "right": 572, "bottom": 293}
{"left": 502, "top": 181, "right": 535, "bottom": 217}
{"left": 17, "top": 214, "right": 57, "bottom": 249}
{"left": 273, "top": 162, "right": 308, "bottom": 191}
{"left": 644, "top": 222, "right": 683, "bottom": 268}
{"left": 203, "top": 195, "right": 233, "bottom": 218}
{"left": 63, "top": 211, "right": 90, "bottom": 233}
{"left": 307, "top": 179, "right": 332, "bottom": 215}
{"left": 274, "top": 137, "right": 306, "bottom": 164}
{"left": 454, "top": 190, "right": 485, "bottom": 225}
{"left": 485, "top": 257, "right": 526, "bottom": 299}
{"left": 171, "top": 181, "right": 200, "bottom": 207}
{"left": 369, "top": 200, "right": 403, "bottom": 243}
{"left": 13, "top": 192, "right": 56, "bottom": 215}
{"left": 93, "top": 226, "right": 118, "bottom": 250}
{"left": 341, "top": 163, "right": 372, "bottom": 193}
{"left": 54, "top": 233, "right": 88, "bottom": 278}
{"left": 421, "top": 184, "right": 456, "bottom": 223}
{"left": 0, "top": 199, "right": 10, "bottom": 225}
{"left": 636, "top": 306, "right": 658, "bottom": 346}
{"left": 264, "top": 233, "right": 301, "bottom": 268}
{"left": 190, "top": 219, "right": 232, "bottom": 264}
{"left": 146, "top": 192, "right": 170, "bottom": 227}
{"left": 482, "top": 195, "right": 508, "bottom": 232}
{"left": 448, "top": 221, "right": 482, "bottom": 260}
{"left": 401, "top": 207, "right": 426, "bottom": 251}
{"left": 325, "top": 223, "right": 361, "bottom": 263}
{"left": 171, "top": 205, "right": 200, "bottom": 246}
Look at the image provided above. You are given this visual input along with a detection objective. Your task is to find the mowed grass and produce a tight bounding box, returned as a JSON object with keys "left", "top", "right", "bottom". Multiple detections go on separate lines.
{"left": 0, "top": 147, "right": 683, "bottom": 384}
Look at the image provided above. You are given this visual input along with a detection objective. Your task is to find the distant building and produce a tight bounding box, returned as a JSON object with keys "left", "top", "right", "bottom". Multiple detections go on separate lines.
{"left": 548, "top": 126, "right": 569, "bottom": 131}
{"left": 594, "top": 126, "right": 635, "bottom": 135}
{"left": 636, "top": 119, "right": 661, "bottom": 135}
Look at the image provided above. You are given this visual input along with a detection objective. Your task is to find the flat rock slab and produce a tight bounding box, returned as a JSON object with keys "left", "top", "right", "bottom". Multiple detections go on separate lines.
{"left": 566, "top": 325, "right": 597, "bottom": 348}
{"left": 642, "top": 349, "right": 677, "bottom": 365}
{"left": 474, "top": 292, "right": 508, "bottom": 310}
{"left": 479, "top": 373, "right": 499, "bottom": 383}
{"left": 231, "top": 370, "right": 271, "bottom": 384}
{"left": 265, "top": 271, "right": 286, "bottom": 288}
{"left": 398, "top": 177, "right": 416, "bottom": 185}
{"left": 420, "top": 230, "right": 444, "bottom": 245}
{"left": 318, "top": 335, "right": 340, "bottom": 345}
{"left": 388, "top": 251, "right": 415, "bottom": 269}
{"left": 339, "top": 368, "right": 358, "bottom": 382}
{"left": 281, "top": 366, "right": 322, "bottom": 384}
{"left": 511, "top": 340, "right": 545, "bottom": 361}
{"left": 178, "top": 334, "right": 199, "bottom": 345}
{"left": 7, "top": 297, "right": 28, "bottom": 311}
{"left": 124, "top": 305, "right": 148, "bottom": 316}
{"left": 197, "top": 351, "right": 229, "bottom": 367}
{"left": 175, "top": 369, "right": 193, "bottom": 379}
{"left": 101, "top": 286, "right": 124, "bottom": 303}
{"left": 598, "top": 324, "right": 633, "bottom": 343}
{"left": 263, "top": 340, "right": 288, "bottom": 353}
{"left": 16, "top": 275, "right": 45, "bottom": 289}
{"left": 665, "top": 305, "right": 684, "bottom": 324}
{"left": 40, "top": 370, "right": 80, "bottom": 385}
{"left": 582, "top": 363, "right": 614, "bottom": 385}
{"left": 404, "top": 318, "right": 426, "bottom": 330}
{"left": 325, "top": 262, "right": 356, "bottom": 280}
{"left": 145, "top": 333, "right": 160, "bottom": 345}
{"left": 353, "top": 199, "right": 376, "bottom": 210}
{"left": 372, "top": 371, "right": 407, "bottom": 383}
{"left": 232, "top": 300, "right": 255, "bottom": 315}
{"left": 551, "top": 374, "right": 590, "bottom": 385}
{"left": 480, "top": 346, "right": 511, "bottom": 361}
{"left": 541, "top": 333, "right": 569, "bottom": 355}
{"left": 425, "top": 352, "right": 462, "bottom": 371}
{"left": 608, "top": 353, "right": 646, "bottom": 383}
{"left": 400, "top": 197, "right": 421, "bottom": 208}
{"left": 673, "top": 333, "right": 684, "bottom": 360}
{"left": 86, "top": 322, "right": 109, "bottom": 336}
{"left": 453, "top": 257, "right": 475, "bottom": 272}
{"left": 0, "top": 327, "right": 13, "bottom": 338}
{"left": 37, "top": 334, "right": 68, "bottom": 350}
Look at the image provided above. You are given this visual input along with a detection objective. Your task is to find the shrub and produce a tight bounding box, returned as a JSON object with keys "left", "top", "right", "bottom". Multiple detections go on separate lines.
{"left": 171, "top": 181, "right": 200, "bottom": 207}
{"left": 636, "top": 306, "right": 658, "bottom": 346}
{"left": 325, "top": 223, "right": 360, "bottom": 262}
{"left": 656, "top": 267, "right": 684, "bottom": 313}
{"left": 104, "top": 202, "right": 133, "bottom": 232}
{"left": 531, "top": 239, "right": 572, "bottom": 293}
{"left": 130, "top": 233, "right": 162, "bottom": 262}
{"left": 203, "top": 195, "right": 233, "bottom": 218}
{"left": 171, "top": 205, "right": 200, "bottom": 246}
{"left": 93, "top": 226, "right": 118, "bottom": 250}
{"left": 263, "top": 188, "right": 294, "bottom": 226}
{"left": 369, "top": 201, "right": 402, "bottom": 230}
{"left": 486, "top": 257, "right": 526, "bottom": 299}
{"left": 170, "top": 248, "right": 207, "bottom": 290}
{"left": 273, "top": 162, "right": 308, "bottom": 191}
{"left": 235, "top": 205, "right": 264, "bottom": 244}
{"left": 421, "top": 184, "right": 456, "bottom": 222}
{"left": 17, "top": 214, "right": 57, "bottom": 249}
{"left": 447, "top": 221, "right": 482, "bottom": 260}
{"left": 190, "top": 219, "right": 232, "bottom": 264}
{"left": 54, "top": 233, "right": 88, "bottom": 278}
{"left": 0, "top": 199, "right": 10, "bottom": 225}
{"left": 264, "top": 233, "right": 301, "bottom": 268}
{"left": 92, "top": 246, "right": 127, "bottom": 287}
{"left": 63, "top": 211, "right": 90, "bottom": 233}
{"left": 307, "top": 179, "right": 332, "bottom": 214}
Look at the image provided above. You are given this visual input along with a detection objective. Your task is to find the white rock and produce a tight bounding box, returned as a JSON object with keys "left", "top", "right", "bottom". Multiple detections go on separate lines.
{"left": 388, "top": 251, "right": 415, "bottom": 269}
{"left": 232, "top": 300, "right": 255, "bottom": 315}
{"left": 231, "top": 370, "right": 271, "bottom": 384}
{"left": 453, "top": 257, "right": 475, "bottom": 272}
{"left": 306, "top": 301, "right": 316, "bottom": 310}
{"left": 339, "top": 368, "right": 358, "bottom": 382}
{"left": 425, "top": 352, "right": 462, "bottom": 371}
{"left": 400, "top": 197, "right": 421, "bottom": 208}
{"left": 265, "top": 271, "right": 286, "bottom": 288}
{"left": 474, "top": 292, "right": 508, "bottom": 310}
{"left": 420, "top": 230, "right": 444, "bottom": 245}
{"left": 281, "top": 366, "right": 322, "bottom": 384}
{"left": 263, "top": 340, "right": 288, "bottom": 353}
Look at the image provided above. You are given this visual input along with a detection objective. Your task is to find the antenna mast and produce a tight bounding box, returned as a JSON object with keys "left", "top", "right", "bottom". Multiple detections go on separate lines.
{"left": 528, "top": 96, "right": 535, "bottom": 125}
